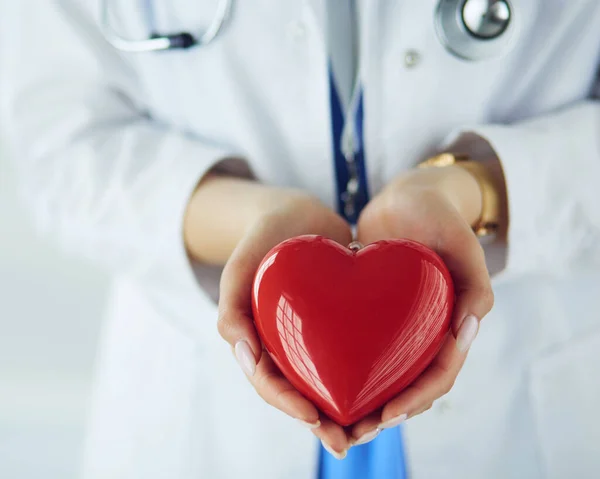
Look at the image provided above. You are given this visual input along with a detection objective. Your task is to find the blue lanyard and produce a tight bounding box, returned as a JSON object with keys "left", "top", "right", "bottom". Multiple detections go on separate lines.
{"left": 320, "top": 70, "right": 408, "bottom": 479}
{"left": 328, "top": 71, "right": 370, "bottom": 224}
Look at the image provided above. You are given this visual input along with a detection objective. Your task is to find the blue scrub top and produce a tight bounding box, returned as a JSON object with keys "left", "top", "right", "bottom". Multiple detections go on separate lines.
{"left": 318, "top": 427, "right": 408, "bottom": 479}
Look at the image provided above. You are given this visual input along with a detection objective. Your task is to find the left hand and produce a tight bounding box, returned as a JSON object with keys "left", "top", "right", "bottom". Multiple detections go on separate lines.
{"left": 348, "top": 164, "right": 496, "bottom": 446}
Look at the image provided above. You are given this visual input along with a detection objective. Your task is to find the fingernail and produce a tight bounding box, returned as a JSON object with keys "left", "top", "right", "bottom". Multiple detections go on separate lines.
{"left": 234, "top": 341, "right": 256, "bottom": 377}
{"left": 321, "top": 440, "right": 347, "bottom": 460}
{"left": 456, "top": 314, "right": 479, "bottom": 353}
{"left": 379, "top": 413, "right": 407, "bottom": 429}
{"left": 297, "top": 419, "right": 321, "bottom": 429}
{"left": 353, "top": 428, "right": 381, "bottom": 446}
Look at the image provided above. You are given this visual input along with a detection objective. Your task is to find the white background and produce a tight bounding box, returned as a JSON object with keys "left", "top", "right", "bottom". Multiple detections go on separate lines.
{"left": 0, "top": 141, "right": 108, "bottom": 478}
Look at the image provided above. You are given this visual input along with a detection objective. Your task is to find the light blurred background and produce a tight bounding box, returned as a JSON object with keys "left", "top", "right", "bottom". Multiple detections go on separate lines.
{"left": 0, "top": 138, "right": 108, "bottom": 478}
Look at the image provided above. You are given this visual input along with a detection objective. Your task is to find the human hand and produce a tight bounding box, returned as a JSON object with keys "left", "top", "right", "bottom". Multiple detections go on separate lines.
{"left": 349, "top": 164, "right": 496, "bottom": 446}
{"left": 215, "top": 187, "right": 355, "bottom": 458}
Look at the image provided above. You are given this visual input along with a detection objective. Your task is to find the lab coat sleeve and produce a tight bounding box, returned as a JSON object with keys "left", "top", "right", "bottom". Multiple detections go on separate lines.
{"left": 445, "top": 98, "right": 600, "bottom": 279}
{"left": 0, "top": 0, "right": 244, "bottom": 334}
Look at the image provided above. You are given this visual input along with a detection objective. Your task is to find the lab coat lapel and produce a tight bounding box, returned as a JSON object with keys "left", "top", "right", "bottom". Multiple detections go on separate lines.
{"left": 305, "top": 0, "right": 326, "bottom": 38}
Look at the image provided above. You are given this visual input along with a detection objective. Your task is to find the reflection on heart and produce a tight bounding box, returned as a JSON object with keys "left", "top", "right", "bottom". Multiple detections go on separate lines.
{"left": 252, "top": 236, "right": 454, "bottom": 426}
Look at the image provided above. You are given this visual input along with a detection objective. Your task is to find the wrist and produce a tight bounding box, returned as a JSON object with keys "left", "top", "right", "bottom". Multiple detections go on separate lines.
{"left": 184, "top": 176, "right": 292, "bottom": 264}
{"left": 391, "top": 165, "right": 482, "bottom": 227}
{"left": 185, "top": 174, "right": 326, "bottom": 264}
{"left": 437, "top": 165, "right": 483, "bottom": 227}
{"left": 254, "top": 186, "right": 318, "bottom": 220}
{"left": 416, "top": 152, "right": 508, "bottom": 237}
{"left": 256, "top": 190, "right": 347, "bottom": 240}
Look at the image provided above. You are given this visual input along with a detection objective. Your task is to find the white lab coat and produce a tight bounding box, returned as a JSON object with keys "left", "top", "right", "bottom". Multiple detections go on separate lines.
{"left": 1, "top": 0, "right": 600, "bottom": 478}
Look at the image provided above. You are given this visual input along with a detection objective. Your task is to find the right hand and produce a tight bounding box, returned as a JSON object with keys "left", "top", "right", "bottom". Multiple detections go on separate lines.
{"left": 216, "top": 188, "right": 354, "bottom": 458}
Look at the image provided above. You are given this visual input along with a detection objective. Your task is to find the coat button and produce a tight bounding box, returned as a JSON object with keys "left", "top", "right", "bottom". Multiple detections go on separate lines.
{"left": 404, "top": 49, "right": 421, "bottom": 69}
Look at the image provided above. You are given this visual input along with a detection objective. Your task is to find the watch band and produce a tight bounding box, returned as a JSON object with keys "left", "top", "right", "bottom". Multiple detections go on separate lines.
{"left": 418, "top": 153, "right": 501, "bottom": 237}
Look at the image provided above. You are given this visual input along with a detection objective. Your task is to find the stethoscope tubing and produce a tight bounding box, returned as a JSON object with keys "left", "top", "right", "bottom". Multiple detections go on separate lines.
{"left": 100, "top": 0, "right": 232, "bottom": 52}
{"left": 100, "top": 0, "right": 514, "bottom": 60}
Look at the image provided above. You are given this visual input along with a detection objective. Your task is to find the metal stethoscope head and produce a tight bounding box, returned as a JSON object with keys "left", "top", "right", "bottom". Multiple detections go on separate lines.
{"left": 101, "top": 0, "right": 514, "bottom": 60}
{"left": 436, "top": 0, "right": 514, "bottom": 61}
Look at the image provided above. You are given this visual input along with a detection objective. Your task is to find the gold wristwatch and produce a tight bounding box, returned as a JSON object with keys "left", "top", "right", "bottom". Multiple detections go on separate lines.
{"left": 418, "top": 153, "right": 501, "bottom": 238}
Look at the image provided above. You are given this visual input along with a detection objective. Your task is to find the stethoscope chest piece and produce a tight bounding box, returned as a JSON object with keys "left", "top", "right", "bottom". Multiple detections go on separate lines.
{"left": 436, "top": 0, "right": 516, "bottom": 61}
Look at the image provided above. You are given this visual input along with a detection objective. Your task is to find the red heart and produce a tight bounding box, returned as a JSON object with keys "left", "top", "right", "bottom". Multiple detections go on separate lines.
{"left": 252, "top": 235, "right": 454, "bottom": 426}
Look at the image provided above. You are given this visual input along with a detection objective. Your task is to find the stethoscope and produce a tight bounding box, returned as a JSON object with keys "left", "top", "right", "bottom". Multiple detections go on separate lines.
{"left": 101, "top": 0, "right": 515, "bottom": 61}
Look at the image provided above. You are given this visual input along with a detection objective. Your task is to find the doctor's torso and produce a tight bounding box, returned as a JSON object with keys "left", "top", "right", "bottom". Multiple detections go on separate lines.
{"left": 107, "top": 0, "right": 599, "bottom": 204}
{"left": 78, "top": 1, "right": 600, "bottom": 478}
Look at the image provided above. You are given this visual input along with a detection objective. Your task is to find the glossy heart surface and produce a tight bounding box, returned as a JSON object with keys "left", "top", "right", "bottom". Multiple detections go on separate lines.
{"left": 252, "top": 236, "right": 454, "bottom": 426}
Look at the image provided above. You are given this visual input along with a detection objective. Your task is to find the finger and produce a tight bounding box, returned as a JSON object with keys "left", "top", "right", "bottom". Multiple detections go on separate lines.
{"left": 350, "top": 411, "right": 381, "bottom": 443}
{"left": 249, "top": 349, "right": 320, "bottom": 425}
{"left": 312, "top": 416, "right": 351, "bottom": 460}
{"left": 217, "top": 210, "right": 352, "bottom": 369}
{"left": 404, "top": 211, "right": 493, "bottom": 340}
{"left": 364, "top": 190, "right": 494, "bottom": 331}
{"left": 409, "top": 402, "right": 434, "bottom": 419}
{"left": 379, "top": 333, "right": 469, "bottom": 426}
{"left": 350, "top": 417, "right": 383, "bottom": 447}
{"left": 217, "top": 231, "right": 273, "bottom": 371}
{"left": 433, "top": 218, "right": 494, "bottom": 335}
